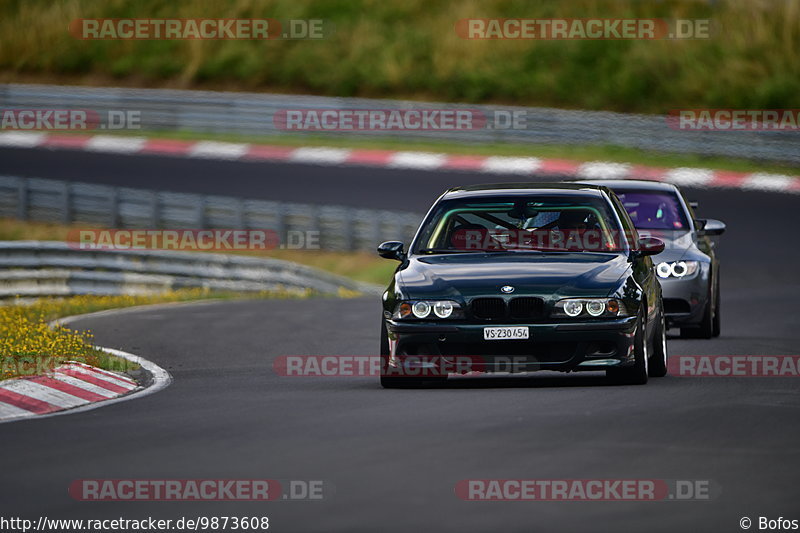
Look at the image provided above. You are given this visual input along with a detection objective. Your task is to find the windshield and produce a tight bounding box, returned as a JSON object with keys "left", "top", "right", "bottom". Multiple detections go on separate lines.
{"left": 413, "top": 195, "right": 626, "bottom": 254}
{"left": 615, "top": 190, "right": 689, "bottom": 230}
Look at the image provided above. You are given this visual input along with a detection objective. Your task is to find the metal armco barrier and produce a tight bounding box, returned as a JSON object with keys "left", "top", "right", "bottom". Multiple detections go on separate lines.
{"left": 0, "top": 175, "right": 422, "bottom": 252}
{"left": 0, "top": 241, "right": 380, "bottom": 298}
{"left": 1, "top": 83, "right": 798, "bottom": 163}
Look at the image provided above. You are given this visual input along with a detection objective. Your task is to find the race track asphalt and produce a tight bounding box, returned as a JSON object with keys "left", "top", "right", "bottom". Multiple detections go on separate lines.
{"left": 1, "top": 146, "right": 798, "bottom": 533}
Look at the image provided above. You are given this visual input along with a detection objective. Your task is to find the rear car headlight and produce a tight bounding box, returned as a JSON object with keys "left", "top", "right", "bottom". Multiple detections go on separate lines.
{"left": 394, "top": 300, "right": 463, "bottom": 320}
{"left": 656, "top": 260, "right": 700, "bottom": 278}
{"left": 552, "top": 298, "right": 627, "bottom": 318}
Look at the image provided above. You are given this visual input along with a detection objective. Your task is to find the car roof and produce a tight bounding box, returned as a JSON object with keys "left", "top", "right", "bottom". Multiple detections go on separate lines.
{"left": 443, "top": 182, "right": 611, "bottom": 200}
{"left": 574, "top": 179, "right": 679, "bottom": 192}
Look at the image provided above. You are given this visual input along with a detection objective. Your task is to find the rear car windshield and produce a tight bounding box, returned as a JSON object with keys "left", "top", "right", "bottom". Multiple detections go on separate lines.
{"left": 412, "top": 195, "right": 626, "bottom": 253}
{"left": 614, "top": 190, "right": 690, "bottom": 230}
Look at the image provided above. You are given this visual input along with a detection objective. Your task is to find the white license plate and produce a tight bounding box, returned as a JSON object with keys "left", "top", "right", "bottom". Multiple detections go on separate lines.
{"left": 483, "top": 326, "right": 529, "bottom": 340}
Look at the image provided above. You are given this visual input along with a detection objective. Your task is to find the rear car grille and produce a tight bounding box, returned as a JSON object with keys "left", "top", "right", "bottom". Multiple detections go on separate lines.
{"left": 470, "top": 297, "right": 545, "bottom": 321}
{"left": 471, "top": 298, "right": 506, "bottom": 320}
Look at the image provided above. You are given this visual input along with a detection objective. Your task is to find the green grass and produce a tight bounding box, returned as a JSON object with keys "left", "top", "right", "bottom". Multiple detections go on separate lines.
{"left": 0, "top": 0, "right": 798, "bottom": 114}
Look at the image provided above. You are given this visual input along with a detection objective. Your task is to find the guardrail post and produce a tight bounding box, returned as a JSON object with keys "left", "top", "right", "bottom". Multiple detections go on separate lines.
{"left": 17, "top": 178, "right": 28, "bottom": 221}
{"left": 109, "top": 187, "right": 120, "bottom": 227}
{"left": 150, "top": 191, "right": 160, "bottom": 228}
{"left": 371, "top": 212, "right": 381, "bottom": 252}
{"left": 275, "top": 205, "right": 286, "bottom": 247}
{"left": 309, "top": 209, "right": 321, "bottom": 250}
{"left": 61, "top": 182, "right": 71, "bottom": 224}
{"left": 343, "top": 210, "right": 355, "bottom": 251}
{"left": 236, "top": 199, "right": 246, "bottom": 229}
{"left": 195, "top": 196, "right": 206, "bottom": 228}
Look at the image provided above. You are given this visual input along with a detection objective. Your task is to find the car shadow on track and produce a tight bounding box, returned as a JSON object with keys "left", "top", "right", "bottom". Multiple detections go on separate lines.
{"left": 353, "top": 372, "right": 657, "bottom": 390}
{"left": 443, "top": 373, "right": 621, "bottom": 389}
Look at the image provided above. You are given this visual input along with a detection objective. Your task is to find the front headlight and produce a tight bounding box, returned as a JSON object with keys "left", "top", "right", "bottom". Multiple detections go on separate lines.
{"left": 394, "top": 300, "right": 463, "bottom": 320}
{"left": 656, "top": 260, "right": 700, "bottom": 279}
{"left": 552, "top": 298, "right": 627, "bottom": 318}
{"left": 433, "top": 301, "right": 454, "bottom": 318}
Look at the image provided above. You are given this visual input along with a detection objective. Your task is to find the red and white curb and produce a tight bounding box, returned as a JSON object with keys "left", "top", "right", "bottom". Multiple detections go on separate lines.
{"left": 0, "top": 361, "right": 138, "bottom": 421}
{"left": 1, "top": 131, "right": 798, "bottom": 194}
{"left": 0, "top": 308, "right": 174, "bottom": 424}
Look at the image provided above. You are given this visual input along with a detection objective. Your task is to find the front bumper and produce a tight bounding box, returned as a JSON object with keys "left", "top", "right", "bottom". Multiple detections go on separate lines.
{"left": 385, "top": 316, "right": 638, "bottom": 375}
{"left": 659, "top": 270, "right": 709, "bottom": 328}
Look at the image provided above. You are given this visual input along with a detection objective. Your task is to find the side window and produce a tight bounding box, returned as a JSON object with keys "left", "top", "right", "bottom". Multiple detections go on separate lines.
{"left": 609, "top": 193, "right": 638, "bottom": 247}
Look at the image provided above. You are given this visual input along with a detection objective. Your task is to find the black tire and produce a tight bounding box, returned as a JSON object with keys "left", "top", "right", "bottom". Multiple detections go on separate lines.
{"left": 379, "top": 321, "right": 404, "bottom": 388}
{"left": 711, "top": 278, "right": 721, "bottom": 338}
{"left": 379, "top": 321, "right": 446, "bottom": 389}
{"left": 607, "top": 309, "right": 649, "bottom": 385}
{"left": 680, "top": 277, "right": 715, "bottom": 339}
{"left": 649, "top": 305, "right": 668, "bottom": 378}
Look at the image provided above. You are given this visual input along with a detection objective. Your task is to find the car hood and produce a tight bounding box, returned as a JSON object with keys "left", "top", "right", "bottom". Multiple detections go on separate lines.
{"left": 398, "top": 252, "right": 629, "bottom": 300}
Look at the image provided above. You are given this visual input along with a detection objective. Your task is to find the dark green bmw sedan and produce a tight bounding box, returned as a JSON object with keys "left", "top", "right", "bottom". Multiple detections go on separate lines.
{"left": 377, "top": 183, "right": 667, "bottom": 388}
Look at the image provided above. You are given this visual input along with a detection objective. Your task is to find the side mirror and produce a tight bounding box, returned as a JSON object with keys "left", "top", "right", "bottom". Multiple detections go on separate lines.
{"left": 696, "top": 218, "right": 726, "bottom": 236}
{"left": 635, "top": 236, "right": 665, "bottom": 257}
{"left": 377, "top": 241, "right": 405, "bottom": 261}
